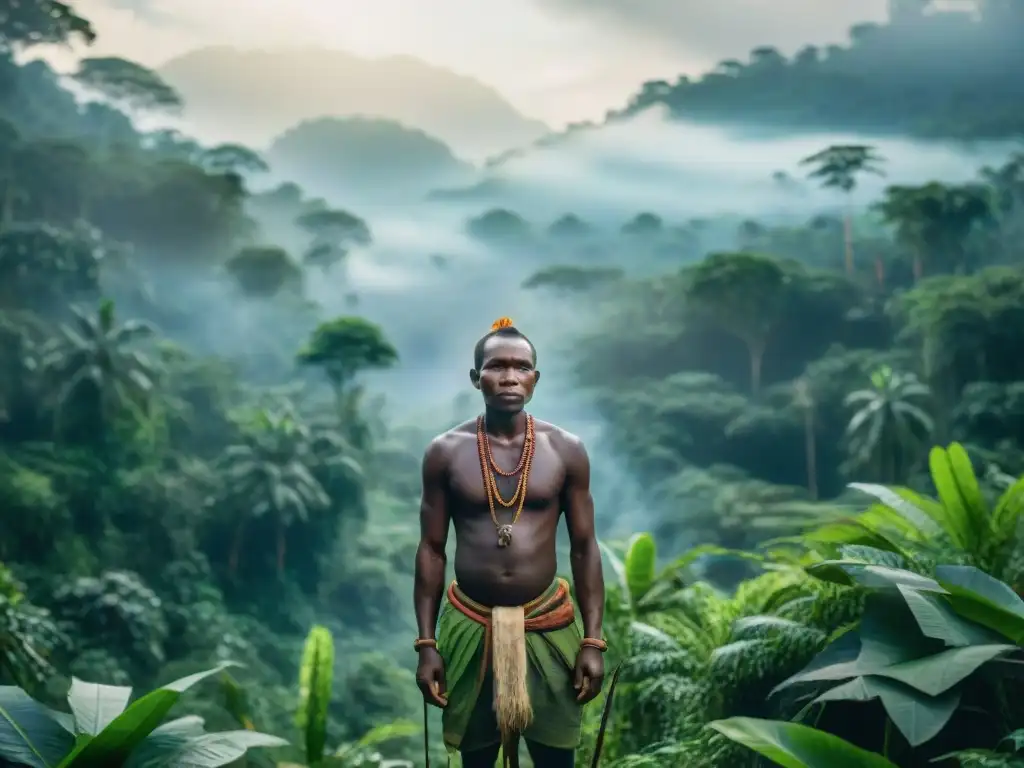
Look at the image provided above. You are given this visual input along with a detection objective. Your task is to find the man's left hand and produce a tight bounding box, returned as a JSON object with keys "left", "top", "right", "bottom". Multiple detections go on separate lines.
{"left": 573, "top": 645, "right": 604, "bottom": 703}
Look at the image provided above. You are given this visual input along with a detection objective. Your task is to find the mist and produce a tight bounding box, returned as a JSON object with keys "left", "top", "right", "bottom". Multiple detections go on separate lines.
{"left": 117, "top": 105, "right": 1004, "bottom": 542}
{"left": 429, "top": 106, "right": 1017, "bottom": 220}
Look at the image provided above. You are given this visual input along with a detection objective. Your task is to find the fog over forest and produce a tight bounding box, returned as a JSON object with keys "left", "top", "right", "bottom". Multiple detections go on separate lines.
{"left": 5, "top": 2, "right": 1024, "bottom": 766}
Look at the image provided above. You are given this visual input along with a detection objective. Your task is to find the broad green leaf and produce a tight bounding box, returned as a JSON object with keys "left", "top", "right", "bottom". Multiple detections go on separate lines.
{"left": 297, "top": 626, "right": 333, "bottom": 764}
{"left": 811, "top": 675, "right": 958, "bottom": 746}
{"left": 772, "top": 630, "right": 862, "bottom": 694}
{"left": 800, "top": 520, "right": 901, "bottom": 553}
{"left": 122, "top": 717, "right": 206, "bottom": 768}
{"left": 929, "top": 445, "right": 975, "bottom": 551}
{"left": 46, "top": 709, "right": 76, "bottom": 736}
{"left": 935, "top": 749, "right": 1024, "bottom": 766}
{"left": 807, "top": 561, "right": 945, "bottom": 592}
{"left": 1001, "top": 729, "right": 1024, "bottom": 752}
{"left": 354, "top": 720, "right": 420, "bottom": 748}
{"left": 709, "top": 716, "right": 898, "bottom": 767}
{"left": 847, "top": 483, "right": 943, "bottom": 537}
{"left": 129, "top": 730, "right": 287, "bottom": 768}
{"left": 58, "top": 662, "right": 238, "bottom": 767}
{"left": 597, "top": 539, "right": 628, "bottom": 601}
{"left": 874, "top": 644, "right": 1014, "bottom": 695}
{"left": 936, "top": 566, "right": 1024, "bottom": 643}
{"left": 623, "top": 532, "right": 657, "bottom": 604}
{"left": 992, "top": 476, "right": 1024, "bottom": 544}
{"left": 0, "top": 688, "right": 75, "bottom": 768}
{"left": 944, "top": 443, "right": 990, "bottom": 545}
{"left": 937, "top": 566, "right": 1024, "bottom": 616}
{"left": 857, "top": 592, "right": 940, "bottom": 668}
{"left": 896, "top": 586, "right": 1006, "bottom": 647}
{"left": 66, "top": 679, "right": 132, "bottom": 736}
{"left": 219, "top": 674, "right": 254, "bottom": 731}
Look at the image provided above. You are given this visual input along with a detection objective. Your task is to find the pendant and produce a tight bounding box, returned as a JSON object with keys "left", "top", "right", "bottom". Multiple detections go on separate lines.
{"left": 497, "top": 524, "right": 513, "bottom": 548}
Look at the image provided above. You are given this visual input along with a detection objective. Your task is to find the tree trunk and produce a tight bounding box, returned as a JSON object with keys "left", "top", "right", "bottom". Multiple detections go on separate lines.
{"left": 229, "top": 521, "right": 245, "bottom": 575}
{"left": 1, "top": 181, "right": 13, "bottom": 229}
{"left": 843, "top": 211, "right": 854, "bottom": 276}
{"left": 804, "top": 408, "right": 818, "bottom": 500}
{"left": 874, "top": 255, "right": 886, "bottom": 290}
{"left": 748, "top": 341, "right": 765, "bottom": 396}
{"left": 276, "top": 518, "right": 287, "bottom": 576}
{"left": 913, "top": 252, "right": 923, "bottom": 282}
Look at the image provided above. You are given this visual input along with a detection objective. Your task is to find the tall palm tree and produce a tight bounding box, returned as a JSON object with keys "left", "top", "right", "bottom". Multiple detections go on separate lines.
{"left": 844, "top": 366, "right": 933, "bottom": 483}
{"left": 41, "top": 298, "right": 158, "bottom": 435}
{"left": 800, "top": 145, "right": 886, "bottom": 276}
{"left": 215, "top": 404, "right": 360, "bottom": 576}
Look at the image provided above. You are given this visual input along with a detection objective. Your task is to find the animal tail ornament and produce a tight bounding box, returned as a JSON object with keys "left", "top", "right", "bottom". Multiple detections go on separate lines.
{"left": 492, "top": 605, "right": 531, "bottom": 768}
{"left": 491, "top": 606, "right": 533, "bottom": 736}
{"left": 420, "top": 661, "right": 623, "bottom": 767}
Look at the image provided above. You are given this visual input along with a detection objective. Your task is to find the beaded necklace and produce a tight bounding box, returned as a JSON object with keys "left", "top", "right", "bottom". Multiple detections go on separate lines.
{"left": 475, "top": 413, "right": 535, "bottom": 547}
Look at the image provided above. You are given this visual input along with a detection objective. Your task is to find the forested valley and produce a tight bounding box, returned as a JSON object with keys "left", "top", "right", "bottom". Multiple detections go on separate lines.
{"left": 3, "top": 1, "right": 1024, "bottom": 767}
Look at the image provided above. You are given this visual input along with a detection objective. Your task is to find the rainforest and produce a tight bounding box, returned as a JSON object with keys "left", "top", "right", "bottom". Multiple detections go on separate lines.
{"left": 2, "top": 1, "right": 1024, "bottom": 767}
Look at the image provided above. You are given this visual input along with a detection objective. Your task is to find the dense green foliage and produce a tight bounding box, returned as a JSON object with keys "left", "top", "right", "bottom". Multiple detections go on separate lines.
{"left": 3, "top": 2, "right": 1024, "bottom": 767}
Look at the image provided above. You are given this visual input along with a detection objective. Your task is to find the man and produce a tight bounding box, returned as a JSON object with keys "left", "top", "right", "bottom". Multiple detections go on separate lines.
{"left": 413, "top": 317, "right": 606, "bottom": 768}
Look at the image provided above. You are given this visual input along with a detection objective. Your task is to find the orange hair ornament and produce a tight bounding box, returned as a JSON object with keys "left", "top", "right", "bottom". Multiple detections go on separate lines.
{"left": 490, "top": 316, "right": 514, "bottom": 331}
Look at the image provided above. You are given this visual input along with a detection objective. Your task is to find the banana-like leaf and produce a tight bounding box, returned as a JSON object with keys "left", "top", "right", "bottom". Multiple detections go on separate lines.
{"left": 127, "top": 730, "right": 287, "bottom": 767}
{"left": 354, "top": 720, "right": 419, "bottom": 748}
{"left": 807, "top": 561, "right": 944, "bottom": 592}
{"left": 709, "top": 716, "right": 898, "bottom": 767}
{"left": 945, "top": 443, "right": 988, "bottom": 518}
{"left": 897, "top": 587, "right": 1007, "bottom": 647}
{"left": 219, "top": 673, "right": 255, "bottom": 730}
{"left": 66, "top": 679, "right": 132, "bottom": 736}
{"left": 623, "top": 533, "right": 656, "bottom": 605}
{"left": 1003, "top": 729, "right": 1024, "bottom": 752}
{"left": 992, "top": 475, "right": 1024, "bottom": 545}
{"left": 122, "top": 717, "right": 206, "bottom": 767}
{"left": 936, "top": 565, "right": 1024, "bottom": 643}
{"left": 811, "top": 675, "right": 959, "bottom": 746}
{"left": 847, "top": 483, "right": 944, "bottom": 538}
{"left": 296, "top": 625, "right": 334, "bottom": 765}
{"left": 57, "top": 661, "right": 239, "bottom": 767}
{"left": 873, "top": 643, "right": 1015, "bottom": 696}
{"left": 0, "top": 687, "right": 74, "bottom": 768}
{"left": 597, "top": 540, "right": 628, "bottom": 606}
{"left": 928, "top": 445, "right": 977, "bottom": 552}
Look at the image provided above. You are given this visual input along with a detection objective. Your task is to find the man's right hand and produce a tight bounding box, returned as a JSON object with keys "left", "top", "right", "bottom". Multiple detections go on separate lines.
{"left": 416, "top": 647, "right": 448, "bottom": 708}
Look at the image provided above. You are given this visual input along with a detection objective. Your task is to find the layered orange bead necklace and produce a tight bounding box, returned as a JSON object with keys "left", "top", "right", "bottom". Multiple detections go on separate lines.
{"left": 476, "top": 413, "right": 535, "bottom": 547}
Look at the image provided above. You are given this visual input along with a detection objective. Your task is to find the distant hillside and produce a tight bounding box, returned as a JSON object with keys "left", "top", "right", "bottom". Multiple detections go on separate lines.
{"left": 267, "top": 117, "right": 473, "bottom": 200}
{"left": 158, "top": 47, "right": 548, "bottom": 159}
{"left": 484, "top": 5, "right": 1024, "bottom": 168}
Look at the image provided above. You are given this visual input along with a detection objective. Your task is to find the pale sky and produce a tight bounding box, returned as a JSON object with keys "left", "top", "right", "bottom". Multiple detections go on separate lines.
{"left": 54, "top": 0, "right": 889, "bottom": 126}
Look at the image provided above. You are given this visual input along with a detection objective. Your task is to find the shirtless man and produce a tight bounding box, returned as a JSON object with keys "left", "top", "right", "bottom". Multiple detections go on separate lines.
{"left": 413, "top": 317, "right": 606, "bottom": 768}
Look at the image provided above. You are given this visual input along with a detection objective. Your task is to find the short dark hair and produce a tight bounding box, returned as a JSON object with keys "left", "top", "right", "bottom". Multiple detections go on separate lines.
{"left": 473, "top": 326, "right": 537, "bottom": 370}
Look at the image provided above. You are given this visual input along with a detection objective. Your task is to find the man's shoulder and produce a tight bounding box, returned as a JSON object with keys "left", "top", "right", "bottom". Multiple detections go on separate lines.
{"left": 534, "top": 418, "right": 587, "bottom": 457}
{"left": 423, "top": 420, "right": 477, "bottom": 459}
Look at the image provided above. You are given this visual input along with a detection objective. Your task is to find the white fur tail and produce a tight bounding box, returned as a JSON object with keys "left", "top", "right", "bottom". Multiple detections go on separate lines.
{"left": 491, "top": 606, "right": 532, "bottom": 738}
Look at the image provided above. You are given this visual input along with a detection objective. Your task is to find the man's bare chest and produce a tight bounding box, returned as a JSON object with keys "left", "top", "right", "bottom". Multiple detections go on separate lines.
{"left": 447, "top": 438, "right": 564, "bottom": 510}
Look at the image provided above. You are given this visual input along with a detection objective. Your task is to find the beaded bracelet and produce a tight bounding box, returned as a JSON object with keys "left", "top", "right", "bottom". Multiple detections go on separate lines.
{"left": 580, "top": 637, "right": 608, "bottom": 652}
{"left": 413, "top": 638, "right": 437, "bottom": 651}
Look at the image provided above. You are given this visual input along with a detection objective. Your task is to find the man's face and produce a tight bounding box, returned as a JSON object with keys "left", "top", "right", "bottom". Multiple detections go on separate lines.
{"left": 471, "top": 336, "right": 539, "bottom": 413}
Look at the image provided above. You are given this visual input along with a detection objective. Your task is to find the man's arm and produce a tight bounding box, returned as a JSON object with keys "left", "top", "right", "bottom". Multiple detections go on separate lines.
{"left": 414, "top": 437, "right": 450, "bottom": 641}
{"left": 562, "top": 435, "right": 604, "bottom": 640}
